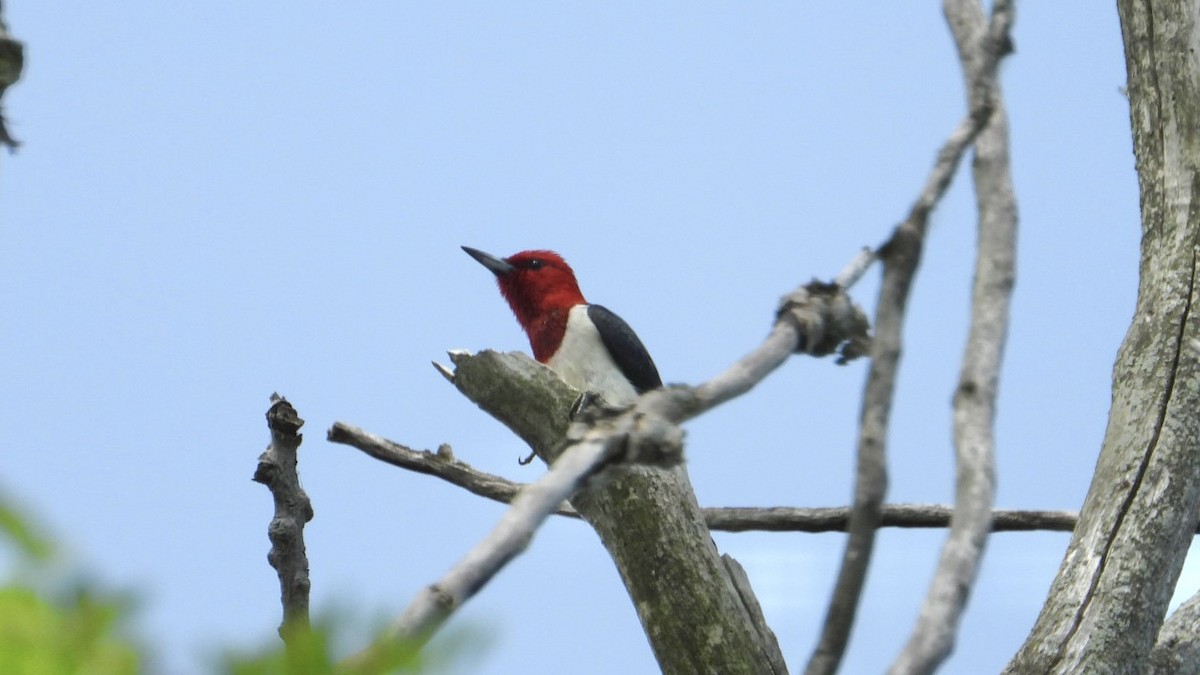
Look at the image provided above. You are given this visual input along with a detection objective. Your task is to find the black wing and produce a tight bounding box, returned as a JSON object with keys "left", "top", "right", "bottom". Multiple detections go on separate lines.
{"left": 587, "top": 304, "right": 663, "bottom": 393}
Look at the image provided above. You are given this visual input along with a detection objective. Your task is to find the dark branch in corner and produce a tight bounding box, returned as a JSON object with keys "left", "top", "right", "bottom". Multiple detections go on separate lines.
{"left": 253, "top": 394, "right": 313, "bottom": 639}
{"left": 0, "top": 1, "right": 24, "bottom": 150}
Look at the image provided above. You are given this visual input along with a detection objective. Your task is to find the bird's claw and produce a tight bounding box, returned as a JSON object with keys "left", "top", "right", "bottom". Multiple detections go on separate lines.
{"left": 569, "top": 391, "right": 603, "bottom": 420}
{"left": 517, "top": 392, "right": 627, "bottom": 466}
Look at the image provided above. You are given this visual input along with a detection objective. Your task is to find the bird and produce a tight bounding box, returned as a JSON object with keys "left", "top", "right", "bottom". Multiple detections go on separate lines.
{"left": 462, "top": 246, "right": 662, "bottom": 411}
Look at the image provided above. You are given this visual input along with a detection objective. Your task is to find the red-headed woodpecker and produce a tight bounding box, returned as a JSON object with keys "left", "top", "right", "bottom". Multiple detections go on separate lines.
{"left": 462, "top": 246, "right": 662, "bottom": 407}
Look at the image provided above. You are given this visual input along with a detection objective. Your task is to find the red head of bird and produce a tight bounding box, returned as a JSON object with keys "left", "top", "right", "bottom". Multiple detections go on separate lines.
{"left": 461, "top": 247, "right": 584, "bottom": 362}
{"left": 463, "top": 245, "right": 662, "bottom": 406}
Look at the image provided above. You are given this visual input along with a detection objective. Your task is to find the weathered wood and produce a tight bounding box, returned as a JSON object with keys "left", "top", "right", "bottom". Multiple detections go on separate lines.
{"left": 1005, "top": 2, "right": 1200, "bottom": 672}
{"left": 452, "top": 350, "right": 786, "bottom": 675}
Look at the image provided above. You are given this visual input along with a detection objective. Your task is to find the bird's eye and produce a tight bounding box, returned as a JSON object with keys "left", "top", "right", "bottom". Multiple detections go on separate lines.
{"left": 528, "top": 259, "right": 544, "bottom": 270}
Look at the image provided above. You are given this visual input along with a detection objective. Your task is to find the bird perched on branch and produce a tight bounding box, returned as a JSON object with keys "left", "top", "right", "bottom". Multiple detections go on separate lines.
{"left": 462, "top": 246, "right": 662, "bottom": 411}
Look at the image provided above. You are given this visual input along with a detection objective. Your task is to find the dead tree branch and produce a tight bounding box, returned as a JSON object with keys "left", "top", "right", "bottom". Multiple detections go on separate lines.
{"left": 327, "top": 237, "right": 885, "bottom": 673}
{"left": 328, "top": 427, "right": 1082, "bottom": 533}
{"left": 891, "top": 2, "right": 1017, "bottom": 673}
{"left": 429, "top": 350, "right": 792, "bottom": 674}
{"left": 252, "top": 394, "right": 313, "bottom": 639}
{"left": 806, "top": 4, "right": 1015, "bottom": 674}
{"left": 460, "top": 350, "right": 795, "bottom": 675}
{"left": 1006, "top": 1, "right": 1200, "bottom": 671}
{"left": 348, "top": 272, "right": 870, "bottom": 672}
{"left": 332, "top": 413, "right": 681, "bottom": 666}
{"left": 707, "top": 505, "right": 1075, "bottom": 533}
{"left": 1150, "top": 593, "right": 1200, "bottom": 674}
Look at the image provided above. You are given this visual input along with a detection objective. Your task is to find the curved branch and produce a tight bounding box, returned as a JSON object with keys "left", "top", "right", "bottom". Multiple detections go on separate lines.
{"left": 805, "top": 214, "right": 921, "bottom": 675}
{"left": 891, "top": 1, "right": 1016, "bottom": 673}
{"left": 1007, "top": 1, "right": 1200, "bottom": 671}
{"left": 327, "top": 424, "right": 535, "bottom": 510}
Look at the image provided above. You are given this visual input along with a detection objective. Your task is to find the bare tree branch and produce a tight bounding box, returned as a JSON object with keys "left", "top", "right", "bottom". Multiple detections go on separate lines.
{"left": 806, "top": 5, "right": 1014, "bottom": 673}
{"left": 834, "top": 247, "right": 878, "bottom": 289}
{"left": 432, "top": 350, "right": 789, "bottom": 674}
{"left": 1006, "top": 0, "right": 1200, "bottom": 671}
{"left": 328, "top": 425, "right": 1082, "bottom": 533}
{"left": 891, "top": 2, "right": 1017, "bottom": 673}
{"left": 678, "top": 277, "right": 870, "bottom": 421}
{"left": 331, "top": 243, "right": 869, "bottom": 672}
{"left": 252, "top": 394, "right": 313, "bottom": 639}
{"left": 707, "top": 505, "right": 1076, "bottom": 533}
{"left": 381, "top": 259, "right": 853, "bottom": 674}
{"left": 336, "top": 413, "right": 679, "bottom": 667}
{"left": 805, "top": 201, "right": 921, "bottom": 675}
{"left": 1150, "top": 593, "right": 1200, "bottom": 674}
{"left": 328, "top": 425, "right": 530, "bottom": 508}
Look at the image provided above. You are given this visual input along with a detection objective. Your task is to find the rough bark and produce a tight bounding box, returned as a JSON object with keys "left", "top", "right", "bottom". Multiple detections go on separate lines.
{"left": 1150, "top": 593, "right": 1200, "bottom": 674}
{"left": 451, "top": 350, "right": 787, "bottom": 675}
{"left": 1005, "top": 1, "right": 1200, "bottom": 672}
{"left": 252, "top": 395, "right": 312, "bottom": 638}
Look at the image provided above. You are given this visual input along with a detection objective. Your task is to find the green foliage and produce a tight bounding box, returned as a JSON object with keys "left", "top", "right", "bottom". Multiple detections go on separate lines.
{"left": 0, "top": 494, "right": 142, "bottom": 675}
{"left": 0, "top": 493, "right": 492, "bottom": 674}
{"left": 0, "top": 501, "right": 54, "bottom": 563}
{"left": 224, "top": 621, "right": 418, "bottom": 675}
{"left": 223, "top": 615, "right": 490, "bottom": 675}
{"left": 0, "top": 586, "right": 139, "bottom": 674}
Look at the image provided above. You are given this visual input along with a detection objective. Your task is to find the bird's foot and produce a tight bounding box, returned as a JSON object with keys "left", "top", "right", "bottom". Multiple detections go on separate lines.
{"left": 569, "top": 391, "right": 603, "bottom": 420}
{"left": 519, "top": 392, "right": 624, "bottom": 466}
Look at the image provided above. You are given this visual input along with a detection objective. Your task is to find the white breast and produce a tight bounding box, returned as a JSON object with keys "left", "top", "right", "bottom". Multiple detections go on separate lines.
{"left": 546, "top": 305, "right": 639, "bottom": 406}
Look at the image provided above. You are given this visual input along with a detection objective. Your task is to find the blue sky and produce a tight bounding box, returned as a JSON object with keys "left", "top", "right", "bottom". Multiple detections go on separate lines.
{"left": 0, "top": 3, "right": 1158, "bottom": 673}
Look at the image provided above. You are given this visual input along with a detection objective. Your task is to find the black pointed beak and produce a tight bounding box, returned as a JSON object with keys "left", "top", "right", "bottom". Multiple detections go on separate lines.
{"left": 462, "top": 246, "right": 514, "bottom": 276}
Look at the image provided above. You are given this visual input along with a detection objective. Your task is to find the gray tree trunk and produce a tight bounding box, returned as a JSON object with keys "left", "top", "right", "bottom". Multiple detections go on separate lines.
{"left": 1004, "top": 1, "right": 1200, "bottom": 672}
{"left": 451, "top": 351, "right": 786, "bottom": 675}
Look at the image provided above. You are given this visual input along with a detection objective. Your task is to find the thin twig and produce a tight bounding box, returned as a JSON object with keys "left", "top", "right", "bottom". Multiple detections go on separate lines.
{"left": 685, "top": 277, "right": 871, "bottom": 418}
{"left": 890, "top": 2, "right": 1016, "bottom": 673}
{"left": 252, "top": 394, "right": 313, "bottom": 639}
{"left": 708, "top": 505, "right": 1076, "bottom": 533}
{"left": 329, "top": 426, "right": 1082, "bottom": 533}
{"left": 835, "top": 247, "right": 877, "bottom": 289}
